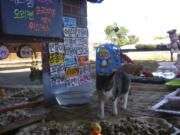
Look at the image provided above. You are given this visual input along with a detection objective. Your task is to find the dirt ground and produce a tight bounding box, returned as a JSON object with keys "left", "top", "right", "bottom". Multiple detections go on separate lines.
{"left": 0, "top": 61, "right": 179, "bottom": 132}
{"left": 46, "top": 82, "right": 180, "bottom": 129}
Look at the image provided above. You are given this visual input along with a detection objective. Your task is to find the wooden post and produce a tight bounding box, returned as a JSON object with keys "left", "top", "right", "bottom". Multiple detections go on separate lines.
{"left": 171, "top": 52, "right": 173, "bottom": 62}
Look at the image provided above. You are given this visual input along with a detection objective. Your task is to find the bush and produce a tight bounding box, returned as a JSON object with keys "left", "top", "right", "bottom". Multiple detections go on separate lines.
{"left": 135, "top": 44, "right": 157, "bottom": 50}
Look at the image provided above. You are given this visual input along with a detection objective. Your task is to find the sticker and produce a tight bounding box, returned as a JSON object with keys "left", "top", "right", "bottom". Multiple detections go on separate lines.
{"left": 66, "top": 76, "right": 79, "bottom": 88}
{"left": 79, "top": 65, "right": 90, "bottom": 75}
{"left": 78, "top": 56, "right": 89, "bottom": 66}
{"left": 0, "top": 46, "right": 9, "bottom": 59}
{"left": 19, "top": 45, "right": 33, "bottom": 58}
{"left": 63, "top": 17, "right": 77, "bottom": 28}
{"left": 64, "top": 27, "right": 76, "bottom": 37}
{"left": 76, "top": 38, "right": 88, "bottom": 46}
{"left": 66, "top": 67, "right": 79, "bottom": 78}
{"left": 49, "top": 53, "right": 64, "bottom": 64}
{"left": 50, "top": 74, "right": 66, "bottom": 87}
{"left": 64, "top": 38, "right": 76, "bottom": 47}
{"left": 65, "top": 47, "right": 77, "bottom": 56}
{"left": 79, "top": 73, "right": 91, "bottom": 85}
{"left": 77, "top": 46, "right": 88, "bottom": 56}
{"left": 50, "top": 64, "right": 65, "bottom": 75}
{"left": 99, "top": 49, "right": 110, "bottom": 59}
{"left": 64, "top": 56, "right": 78, "bottom": 67}
{"left": 76, "top": 28, "right": 88, "bottom": 37}
{"left": 49, "top": 42, "right": 64, "bottom": 53}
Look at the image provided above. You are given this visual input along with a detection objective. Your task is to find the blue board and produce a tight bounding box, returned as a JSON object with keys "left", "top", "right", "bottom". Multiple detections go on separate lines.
{"left": 96, "top": 44, "right": 122, "bottom": 75}
{"left": 0, "top": 0, "right": 63, "bottom": 38}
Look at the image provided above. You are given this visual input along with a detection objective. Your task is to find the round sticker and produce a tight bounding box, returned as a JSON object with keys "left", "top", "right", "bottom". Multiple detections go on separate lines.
{"left": 0, "top": 46, "right": 9, "bottom": 59}
{"left": 19, "top": 45, "right": 34, "bottom": 58}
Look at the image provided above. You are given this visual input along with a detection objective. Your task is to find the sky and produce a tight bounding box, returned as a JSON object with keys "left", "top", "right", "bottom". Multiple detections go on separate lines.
{"left": 87, "top": 0, "right": 180, "bottom": 44}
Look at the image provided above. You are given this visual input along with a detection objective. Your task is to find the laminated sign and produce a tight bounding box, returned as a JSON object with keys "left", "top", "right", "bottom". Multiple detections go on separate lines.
{"left": 79, "top": 73, "right": 91, "bottom": 85}
{"left": 50, "top": 64, "right": 65, "bottom": 75}
{"left": 63, "top": 17, "right": 77, "bottom": 28}
{"left": 49, "top": 42, "right": 64, "bottom": 53}
{"left": 49, "top": 53, "right": 64, "bottom": 64}
{"left": 78, "top": 56, "right": 89, "bottom": 66}
{"left": 64, "top": 38, "right": 76, "bottom": 47}
{"left": 64, "top": 27, "right": 76, "bottom": 37}
{"left": 79, "top": 66, "right": 90, "bottom": 75}
{"left": 50, "top": 74, "right": 66, "bottom": 87}
{"left": 66, "top": 76, "right": 79, "bottom": 88}
{"left": 64, "top": 56, "right": 78, "bottom": 67}
{"left": 66, "top": 67, "right": 79, "bottom": 78}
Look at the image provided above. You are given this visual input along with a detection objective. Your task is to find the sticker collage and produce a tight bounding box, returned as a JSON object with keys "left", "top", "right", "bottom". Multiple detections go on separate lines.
{"left": 49, "top": 17, "right": 91, "bottom": 88}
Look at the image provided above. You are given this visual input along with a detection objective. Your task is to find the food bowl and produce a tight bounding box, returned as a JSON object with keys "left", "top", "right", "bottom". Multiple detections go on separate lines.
{"left": 165, "top": 80, "right": 180, "bottom": 90}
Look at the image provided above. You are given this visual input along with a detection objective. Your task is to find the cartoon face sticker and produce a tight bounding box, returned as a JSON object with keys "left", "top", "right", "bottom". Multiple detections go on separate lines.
{"left": 99, "top": 50, "right": 110, "bottom": 59}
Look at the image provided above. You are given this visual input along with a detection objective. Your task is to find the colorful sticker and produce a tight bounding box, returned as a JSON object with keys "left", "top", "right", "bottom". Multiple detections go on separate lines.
{"left": 50, "top": 74, "right": 66, "bottom": 87}
{"left": 50, "top": 64, "right": 65, "bottom": 75}
{"left": 65, "top": 47, "right": 77, "bottom": 56}
{"left": 99, "top": 49, "right": 110, "bottom": 59}
{"left": 66, "top": 67, "right": 79, "bottom": 78}
{"left": 0, "top": 46, "right": 9, "bottom": 59}
{"left": 49, "top": 53, "right": 64, "bottom": 64}
{"left": 63, "top": 17, "right": 77, "bottom": 28}
{"left": 78, "top": 56, "right": 89, "bottom": 66}
{"left": 79, "top": 73, "right": 91, "bottom": 85}
{"left": 64, "top": 27, "right": 76, "bottom": 37}
{"left": 76, "top": 28, "right": 88, "bottom": 37}
{"left": 66, "top": 76, "right": 79, "bottom": 88}
{"left": 77, "top": 46, "right": 88, "bottom": 56}
{"left": 79, "top": 65, "right": 90, "bottom": 75}
{"left": 49, "top": 42, "right": 64, "bottom": 53}
{"left": 64, "top": 56, "right": 78, "bottom": 67}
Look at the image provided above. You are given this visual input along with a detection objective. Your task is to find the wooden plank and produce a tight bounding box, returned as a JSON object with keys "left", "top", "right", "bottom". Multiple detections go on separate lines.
{"left": 0, "top": 98, "right": 45, "bottom": 113}
{"left": 0, "top": 115, "right": 45, "bottom": 135}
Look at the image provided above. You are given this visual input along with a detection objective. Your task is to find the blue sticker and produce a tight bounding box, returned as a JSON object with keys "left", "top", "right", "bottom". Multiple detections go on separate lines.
{"left": 63, "top": 17, "right": 77, "bottom": 28}
{"left": 64, "top": 56, "right": 78, "bottom": 67}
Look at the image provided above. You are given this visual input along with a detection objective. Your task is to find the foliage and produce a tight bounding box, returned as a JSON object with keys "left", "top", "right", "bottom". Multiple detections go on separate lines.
{"left": 105, "top": 23, "right": 139, "bottom": 46}
{"left": 135, "top": 44, "right": 157, "bottom": 50}
{"left": 153, "top": 36, "right": 168, "bottom": 40}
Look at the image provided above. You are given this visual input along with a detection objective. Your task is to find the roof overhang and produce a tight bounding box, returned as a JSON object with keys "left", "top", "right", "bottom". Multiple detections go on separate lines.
{"left": 87, "top": 0, "right": 104, "bottom": 3}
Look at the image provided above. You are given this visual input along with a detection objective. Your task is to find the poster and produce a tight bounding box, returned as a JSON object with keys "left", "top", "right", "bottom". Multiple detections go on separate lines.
{"left": 66, "top": 76, "right": 79, "bottom": 88}
{"left": 64, "top": 27, "right": 76, "bottom": 37}
{"left": 76, "top": 38, "right": 88, "bottom": 46}
{"left": 66, "top": 67, "right": 79, "bottom": 78}
{"left": 63, "top": 17, "right": 77, "bottom": 28}
{"left": 50, "top": 74, "right": 66, "bottom": 87}
{"left": 49, "top": 42, "right": 64, "bottom": 53}
{"left": 77, "top": 46, "right": 88, "bottom": 56}
{"left": 65, "top": 47, "right": 77, "bottom": 56}
{"left": 78, "top": 56, "right": 89, "bottom": 66}
{"left": 76, "top": 28, "right": 88, "bottom": 37}
{"left": 50, "top": 64, "right": 65, "bottom": 75}
{"left": 49, "top": 53, "right": 64, "bottom": 64}
{"left": 79, "top": 73, "right": 91, "bottom": 85}
{"left": 79, "top": 65, "right": 90, "bottom": 75}
{"left": 64, "top": 38, "right": 76, "bottom": 47}
{"left": 64, "top": 56, "right": 78, "bottom": 67}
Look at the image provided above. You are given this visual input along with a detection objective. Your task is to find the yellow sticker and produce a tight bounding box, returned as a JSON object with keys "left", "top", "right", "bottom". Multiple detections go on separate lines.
{"left": 49, "top": 53, "right": 64, "bottom": 64}
{"left": 66, "top": 67, "right": 79, "bottom": 78}
{"left": 99, "top": 50, "right": 110, "bottom": 58}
